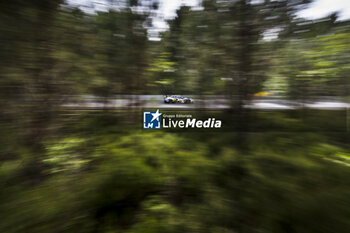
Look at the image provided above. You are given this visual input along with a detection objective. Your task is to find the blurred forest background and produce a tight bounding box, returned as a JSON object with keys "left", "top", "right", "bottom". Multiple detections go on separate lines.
{"left": 0, "top": 0, "right": 349, "bottom": 232}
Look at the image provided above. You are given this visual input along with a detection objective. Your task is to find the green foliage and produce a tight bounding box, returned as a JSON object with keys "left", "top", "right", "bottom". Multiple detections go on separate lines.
{"left": 1, "top": 112, "right": 350, "bottom": 233}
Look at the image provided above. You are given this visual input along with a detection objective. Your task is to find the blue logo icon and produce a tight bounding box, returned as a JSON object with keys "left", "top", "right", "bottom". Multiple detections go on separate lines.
{"left": 143, "top": 109, "right": 162, "bottom": 129}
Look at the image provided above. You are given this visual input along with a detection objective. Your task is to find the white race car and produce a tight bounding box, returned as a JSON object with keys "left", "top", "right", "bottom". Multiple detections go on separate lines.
{"left": 164, "top": 95, "right": 193, "bottom": 104}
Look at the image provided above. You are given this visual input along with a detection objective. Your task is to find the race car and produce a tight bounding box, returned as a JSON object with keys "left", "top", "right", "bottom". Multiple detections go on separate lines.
{"left": 164, "top": 95, "right": 193, "bottom": 104}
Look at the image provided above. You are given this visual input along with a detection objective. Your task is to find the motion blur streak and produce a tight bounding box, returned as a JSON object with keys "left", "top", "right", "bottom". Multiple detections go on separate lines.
{"left": 0, "top": 0, "right": 349, "bottom": 233}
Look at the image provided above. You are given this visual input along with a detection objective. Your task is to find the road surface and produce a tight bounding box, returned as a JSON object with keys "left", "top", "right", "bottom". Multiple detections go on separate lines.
{"left": 63, "top": 95, "right": 349, "bottom": 110}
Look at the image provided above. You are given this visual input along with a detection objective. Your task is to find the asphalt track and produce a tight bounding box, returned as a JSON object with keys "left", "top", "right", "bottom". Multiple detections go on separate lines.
{"left": 63, "top": 95, "right": 349, "bottom": 110}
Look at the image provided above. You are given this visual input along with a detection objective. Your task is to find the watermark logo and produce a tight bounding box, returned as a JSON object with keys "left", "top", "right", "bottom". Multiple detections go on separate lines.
{"left": 143, "top": 109, "right": 222, "bottom": 129}
{"left": 143, "top": 109, "right": 162, "bottom": 129}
